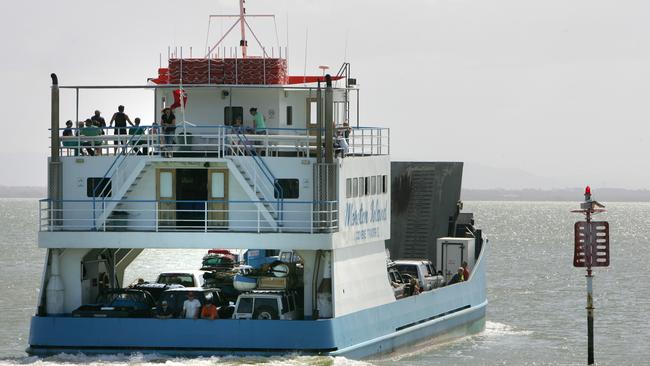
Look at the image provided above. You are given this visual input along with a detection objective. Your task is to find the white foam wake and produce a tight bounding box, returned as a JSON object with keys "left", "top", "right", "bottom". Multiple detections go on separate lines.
{"left": 483, "top": 321, "right": 533, "bottom": 337}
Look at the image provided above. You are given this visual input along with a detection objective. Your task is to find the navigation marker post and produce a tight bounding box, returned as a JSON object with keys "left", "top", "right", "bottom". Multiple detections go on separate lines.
{"left": 571, "top": 186, "right": 610, "bottom": 365}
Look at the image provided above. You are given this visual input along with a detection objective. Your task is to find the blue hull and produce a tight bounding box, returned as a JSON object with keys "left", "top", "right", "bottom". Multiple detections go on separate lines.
{"left": 28, "top": 246, "right": 488, "bottom": 359}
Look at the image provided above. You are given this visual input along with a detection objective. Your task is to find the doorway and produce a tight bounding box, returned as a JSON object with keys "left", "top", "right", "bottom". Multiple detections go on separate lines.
{"left": 176, "top": 169, "right": 208, "bottom": 228}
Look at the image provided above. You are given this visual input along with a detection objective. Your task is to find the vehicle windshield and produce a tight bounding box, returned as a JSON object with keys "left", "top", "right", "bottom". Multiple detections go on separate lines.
{"left": 395, "top": 264, "right": 418, "bottom": 279}
{"left": 158, "top": 274, "right": 195, "bottom": 287}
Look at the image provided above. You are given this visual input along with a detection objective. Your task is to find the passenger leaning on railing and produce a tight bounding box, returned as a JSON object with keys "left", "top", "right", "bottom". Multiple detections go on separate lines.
{"left": 161, "top": 107, "right": 176, "bottom": 158}
{"left": 91, "top": 110, "right": 106, "bottom": 135}
{"left": 129, "top": 117, "right": 147, "bottom": 155}
{"left": 109, "top": 105, "right": 134, "bottom": 152}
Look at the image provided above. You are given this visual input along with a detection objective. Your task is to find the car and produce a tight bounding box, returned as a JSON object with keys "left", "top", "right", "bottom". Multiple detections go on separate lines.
{"left": 130, "top": 283, "right": 184, "bottom": 303}
{"left": 157, "top": 287, "right": 226, "bottom": 318}
{"left": 233, "top": 290, "right": 300, "bottom": 320}
{"left": 72, "top": 289, "right": 155, "bottom": 318}
{"left": 156, "top": 270, "right": 207, "bottom": 287}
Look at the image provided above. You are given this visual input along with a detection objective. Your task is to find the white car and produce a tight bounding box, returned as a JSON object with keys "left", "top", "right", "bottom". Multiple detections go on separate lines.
{"left": 233, "top": 291, "right": 299, "bottom": 320}
{"left": 393, "top": 260, "right": 445, "bottom": 291}
{"left": 156, "top": 270, "right": 207, "bottom": 288}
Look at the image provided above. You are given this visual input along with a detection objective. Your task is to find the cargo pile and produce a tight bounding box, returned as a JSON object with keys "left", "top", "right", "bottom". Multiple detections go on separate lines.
{"left": 168, "top": 58, "right": 288, "bottom": 85}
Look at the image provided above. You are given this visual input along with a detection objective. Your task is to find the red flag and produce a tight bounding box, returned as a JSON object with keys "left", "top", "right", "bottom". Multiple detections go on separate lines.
{"left": 170, "top": 89, "right": 188, "bottom": 110}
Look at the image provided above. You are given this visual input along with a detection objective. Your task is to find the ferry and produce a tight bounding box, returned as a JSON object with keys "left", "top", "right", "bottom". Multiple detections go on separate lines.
{"left": 28, "top": 1, "right": 488, "bottom": 359}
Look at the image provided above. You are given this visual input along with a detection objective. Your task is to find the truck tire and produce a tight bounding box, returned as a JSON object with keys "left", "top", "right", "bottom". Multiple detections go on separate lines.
{"left": 253, "top": 306, "right": 279, "bottom": 320}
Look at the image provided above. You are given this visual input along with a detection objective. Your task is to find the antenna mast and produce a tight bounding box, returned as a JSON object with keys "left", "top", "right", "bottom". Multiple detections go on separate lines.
{"left": 239, "top": 0, "right": 248, "bottom": 58}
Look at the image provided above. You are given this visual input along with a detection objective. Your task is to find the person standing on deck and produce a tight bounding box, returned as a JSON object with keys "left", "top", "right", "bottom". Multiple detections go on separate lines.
{"left": 160, "top": 107, "right": 176, "bottom": 157}
{"left": 250, "top": 108, "right": 266, "bottom": 134}
{"left": 109, "top": 105, "right": 133, "bottom": 151}
{"left": 462, "top": 261, "right": 470, "bottom": 281}
{"left": 181, "top": 292, "right": 201, "bottom": 319}
{"left": 91, "top": 110, "right": 106, "bottom": 135}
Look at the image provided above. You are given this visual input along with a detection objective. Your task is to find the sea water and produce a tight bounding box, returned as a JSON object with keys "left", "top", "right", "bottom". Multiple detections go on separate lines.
{"left": 0, "top": 199, "right": 648, "bottom": 365}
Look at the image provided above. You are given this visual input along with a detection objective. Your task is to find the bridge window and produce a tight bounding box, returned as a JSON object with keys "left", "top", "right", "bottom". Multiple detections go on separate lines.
{"left": 382, "top": 175, "right": 388, "bottom": 194}
{"left": 224, "top": 106, "right": 243, "bottom": 125}
{"left": 274, "top": 179, "right": 299, "bottom": 199}
{"left": 364, "top": 177, "right": 370, "bottom": 196}
{"left": 353, "top": 178, "right": 359, "bottom": 197}
{"left": 86, "top": 177, "right": 111, "bottom": 198}
{"left": 371, "top": 176, "right": 377, "bottom": 195}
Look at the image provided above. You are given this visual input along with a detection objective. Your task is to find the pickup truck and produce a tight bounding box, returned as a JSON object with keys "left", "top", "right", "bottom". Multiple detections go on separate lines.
{"left": 393, "top": 259, "right": 445, "bottom": 292}
{"left": 156, "top": 270, "right": 207, "bottom": 288}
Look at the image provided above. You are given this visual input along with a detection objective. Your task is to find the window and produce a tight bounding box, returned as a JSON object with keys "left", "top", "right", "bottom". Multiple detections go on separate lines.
{"left": 254, "top": 298, "right": 280, "bottom": 314}
{"left": 358, "top": 177, "right": 364, "bottom": 196}
{"left": 274, "top": 179, "right": 300, "bottom": 199}
{"left": 286, "top": 106, "right": 293, "bottom": 126}
{"left": 365, "top": 177, "right": 370, "bottom": 196}
{"left": 371, "top": 176, "right": 377, "bottom": 195}
{"left": 238, "top": 297, "right": 253, "bottom": 314}
{"left": 353, "top": 178, "right": 358, "bottom": 197}
{"left": 382, "top": 175, "right": 388, "bottom": 194}
{"left": 281, "top": 295, "right": 289, "bottom": 313}
{"left": 87, "top": 177, "right": 111, "bottom": 198}
{"left": 345, "top": 179, "right": 349, "bottom": 198}
{"left": 224, "top": 106, "right": 243, "bottom": 126}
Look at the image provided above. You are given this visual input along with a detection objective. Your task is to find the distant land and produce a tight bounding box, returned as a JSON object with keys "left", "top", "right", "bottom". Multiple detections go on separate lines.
{"left": 1, "top": 185, "right": 650, "bottom": 202}
{"left": 462, "top": 188, "right": 650, "bottom": 202}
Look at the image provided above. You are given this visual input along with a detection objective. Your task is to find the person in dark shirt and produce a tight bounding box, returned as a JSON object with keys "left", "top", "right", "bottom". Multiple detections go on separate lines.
{"left": 160, "top": 107, "right": 176, "bottom": 157}
{"left": 155, "top": 300, "right": 174, "bottom": 319}
{"left": 109, "top": 105, "right": 133, "bottom": 151}
{"left": 62, "top": 120, "right": 78, "bottom": 156}
{"left": 91, "top": 110, "right": 106, "bottom": 135}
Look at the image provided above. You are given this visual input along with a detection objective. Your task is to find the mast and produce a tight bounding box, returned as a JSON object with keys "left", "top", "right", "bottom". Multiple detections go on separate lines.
{"left": 239, "top": 0, "right": 248, "bottom": 58}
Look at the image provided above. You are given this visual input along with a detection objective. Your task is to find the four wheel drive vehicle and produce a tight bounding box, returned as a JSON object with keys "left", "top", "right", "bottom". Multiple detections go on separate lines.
{"left": 393, "top": 260, "right": 445, "bottom": 291}
{"left": 233, "top": 290, "right": 300, "bottom": 320}
{"left": 156, "top": 270, "right": 207, "bottom": 287}
{"left": 72, "top": 289, "right": 155, "bottom": 318}
{"left": 157, "top": 287, "right": 226, "bottom": 318}
{"left": 388, "top": 265, "right": 407, "bottom": 299}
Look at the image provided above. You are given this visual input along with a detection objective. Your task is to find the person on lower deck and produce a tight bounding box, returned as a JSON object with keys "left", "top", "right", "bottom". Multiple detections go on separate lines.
{"left": 250, "top": 107, "right": 266, "bottom": 134}
{"left": 200, "top": 298, "right": 218, "bottom": 320}
{"left": 181, "top": 292, "right": 201, "bottom": 319}
{"left": 447, "top": 267, "right": 465, "bottom": 285}
{"left": 161, "top": 107, "right": 176, "bottom": 157}
{"left": 156, "top": 301, "right": 174, "bottom": 319}
{"left": 462, "top": 261, "right": 470, "bottom": 281}
{"left": 109, "top": 105, "right": 133, "bottom": 152}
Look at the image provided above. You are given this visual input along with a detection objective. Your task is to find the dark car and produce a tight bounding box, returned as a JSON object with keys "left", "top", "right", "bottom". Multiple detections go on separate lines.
{"left": 131, "top": 283, "right": 183, "bottom": 303}
{"left": 157, "top": 287, "right": 227, "bottom": 318}
{"left": 72, "top": 289, "right": 155, "bottom": 318}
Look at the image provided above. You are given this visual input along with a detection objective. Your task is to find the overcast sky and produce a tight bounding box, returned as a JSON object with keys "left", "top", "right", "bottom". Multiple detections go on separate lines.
{"left": 1, "top": 0, "right": 649, "bottom": 189}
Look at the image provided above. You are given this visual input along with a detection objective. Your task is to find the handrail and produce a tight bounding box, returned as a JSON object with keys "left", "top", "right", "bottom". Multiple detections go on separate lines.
{"left": 230, "top": 129, "right": 285, "bottom": 222}
{"left": 91, "top": 131, "right": 147, "bottom": 229}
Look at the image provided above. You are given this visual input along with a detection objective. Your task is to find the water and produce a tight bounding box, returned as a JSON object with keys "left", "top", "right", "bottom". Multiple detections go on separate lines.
{"left": 1, "top": 199, "right": 649, "bottom": 365}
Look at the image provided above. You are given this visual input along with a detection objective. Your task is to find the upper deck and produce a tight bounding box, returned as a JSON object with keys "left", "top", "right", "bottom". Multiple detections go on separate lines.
{"left": 42, "top": 74, "right": 391, "bottom": 250}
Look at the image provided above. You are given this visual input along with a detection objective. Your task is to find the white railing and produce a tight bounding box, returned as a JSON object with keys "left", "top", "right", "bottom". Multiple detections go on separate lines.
{"left": 39, "top": 199, "right": 338, "bottom": 234}
{"left": 57, "top": 126, "right": 389, "bottom": 158}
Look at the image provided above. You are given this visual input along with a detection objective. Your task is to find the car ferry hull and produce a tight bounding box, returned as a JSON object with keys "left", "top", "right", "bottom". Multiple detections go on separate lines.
{"left": 28, "top": 243, "right": 487, "bottom": 358}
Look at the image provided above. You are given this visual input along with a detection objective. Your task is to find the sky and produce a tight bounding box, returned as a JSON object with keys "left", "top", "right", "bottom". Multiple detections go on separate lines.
{"left": 1, "top": 0, "right": 649, "bottom": 189}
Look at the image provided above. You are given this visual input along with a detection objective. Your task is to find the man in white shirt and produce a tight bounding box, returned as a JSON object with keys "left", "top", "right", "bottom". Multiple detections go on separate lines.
{"left": 181, "top": 292, "right": 202, "bottom": 319}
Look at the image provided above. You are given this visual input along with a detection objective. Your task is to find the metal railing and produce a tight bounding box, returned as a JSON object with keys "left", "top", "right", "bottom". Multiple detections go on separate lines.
{"left": 39, "top": 199, "right": 338, "bottom": 233}
{"left": 57, "top": 125, "right": 389, "bottom": 158}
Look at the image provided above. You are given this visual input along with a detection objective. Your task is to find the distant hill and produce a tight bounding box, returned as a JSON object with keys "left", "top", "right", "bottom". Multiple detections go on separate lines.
{"left": 462, "top": 188, "right": 650, "bottom": 202}
{"left": 0, "top": 186, "right": 46, "bottom": 198}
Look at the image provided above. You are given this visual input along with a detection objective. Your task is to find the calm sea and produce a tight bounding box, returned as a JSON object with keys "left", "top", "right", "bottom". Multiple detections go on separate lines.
{"left": 0, "top": 199, "right": 648, "bottom": 366}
